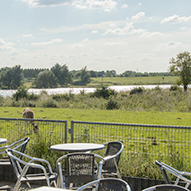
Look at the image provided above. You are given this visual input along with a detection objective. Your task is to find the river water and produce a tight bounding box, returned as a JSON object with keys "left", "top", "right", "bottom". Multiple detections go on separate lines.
{"left": 0, "top": 84, "right": 173, "bottom": 98}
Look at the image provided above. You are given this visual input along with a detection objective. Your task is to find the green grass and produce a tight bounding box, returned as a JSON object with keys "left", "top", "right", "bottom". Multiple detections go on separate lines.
{"left": 86, "top": 76, "right": 178, "bottom": 87}
{"left": 23, "top": 76, "right": 178, "bottom": 88}
{"left": 1, "top": 107, "right": 191, "bottom": 127}
{"left": 1, "top": 107, "right": 191, "bottom": 179}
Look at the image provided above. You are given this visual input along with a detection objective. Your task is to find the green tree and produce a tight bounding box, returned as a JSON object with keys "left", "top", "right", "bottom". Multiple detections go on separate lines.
{"left": 0, "top": 65, "right": 23, "bottom": 89}
{"left": 80, "top": 66, "right": 91, "bottom": 85}
{"left": 51, "top": 63, "right": 72, "bottom": 86}
{"left": 89, "top": 70, "right": 98, "bottom": 77}
{"left": 169, "top": 51, "right": 191, "bottom": 91}
{"left": 33, "top": 70, "right": 58, "bottom": 88}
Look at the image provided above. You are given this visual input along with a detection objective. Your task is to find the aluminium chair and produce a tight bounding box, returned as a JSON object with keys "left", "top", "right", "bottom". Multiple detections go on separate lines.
{"left": 142, "top": 184, "right": 190, "bottom": 191}
{"left": 77, "top": 178, "right": 131, "bottom": 191}
{"left": 0, "top": 137, "right": 30, "bottom": 163}
{"left": 5, "top": 148, "right": 57, "bottom": 191}
{"left": 155, "top": 160, "right": 191, "bottom": 189}
{"left": 98, "top": 141, "right": 124, "bottom": 179}
{"left": 56, "top": 152, "right": 104, "bottom": 189}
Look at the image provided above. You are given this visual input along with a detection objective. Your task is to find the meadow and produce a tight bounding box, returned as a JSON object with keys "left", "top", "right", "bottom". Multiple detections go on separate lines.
{"left": 1, "top": 76, "right": 191, "bottom": 179}
{"left": 87, "top": 76, "right": 178, "bottom": 87}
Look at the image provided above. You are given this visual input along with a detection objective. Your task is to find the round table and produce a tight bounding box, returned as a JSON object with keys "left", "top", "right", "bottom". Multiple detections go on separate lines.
{"left": 50, "top": 143, "right": 105, "bottom": 152}
{"left": 0, "top": 138, "right": 7, "bottom": 144}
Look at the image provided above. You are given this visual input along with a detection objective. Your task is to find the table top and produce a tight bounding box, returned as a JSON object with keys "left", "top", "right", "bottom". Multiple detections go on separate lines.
{"left": 29, "top": 186, "right": 72, "bottom": 191}
{"left": 50, "top": 143, "right": 105, "bottom": 152}
{"left": 0, "top": 138, "right": 7, "bottom": 144}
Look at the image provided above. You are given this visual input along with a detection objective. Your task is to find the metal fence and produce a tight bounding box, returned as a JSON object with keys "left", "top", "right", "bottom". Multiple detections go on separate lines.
{"left": 0, "top": 117, "right": 67, "bottom": 151}
{"left": 70, "top": 120, "right": 191, "bottom": 171}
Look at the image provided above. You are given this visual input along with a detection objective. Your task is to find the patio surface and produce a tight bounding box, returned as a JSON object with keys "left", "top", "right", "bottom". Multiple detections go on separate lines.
{"left": 0, "top": 181, "right": 44, "bottom": 191}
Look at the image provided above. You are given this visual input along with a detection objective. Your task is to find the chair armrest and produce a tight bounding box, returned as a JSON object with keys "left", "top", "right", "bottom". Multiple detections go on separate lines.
{"left": 29, "top": 158, "right": 54, "bottom": 173}
{"left": 21, "top": 162, "right": 50, "bottom": 181}
{"left": 77, "top": 180, "right": 99, "bottom": 191}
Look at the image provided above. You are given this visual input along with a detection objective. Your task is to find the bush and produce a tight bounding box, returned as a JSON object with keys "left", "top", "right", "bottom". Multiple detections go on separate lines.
{"left": 130, "top": 87, "right": 144, "bottom": 95}
{"left": 169, "top": 85, "right": 182, "bottom": 92}
{"left": 92, "top": 86, "right": 117, "bottom": 99}
{"left": 12, "top": 85, "right": 29, "bottom": 101}
{"left": 105, "top": 96, "right": 119, "bottom": 110}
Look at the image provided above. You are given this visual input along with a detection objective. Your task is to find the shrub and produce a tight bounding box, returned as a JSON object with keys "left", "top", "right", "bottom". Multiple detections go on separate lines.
{"left": 12, "top": 85, "right": 29, "bottom": 101}
{"left": 130, "top": 87, "right": 144, "bottom": 95}
{"left": 169, "top": 85, "right": 182, "bottom": 92}
{"left": 92, "top": 86, "right": 117, "bottom": 99}
{"left": 105, "top": 96, "right": 119, "bottom": 110}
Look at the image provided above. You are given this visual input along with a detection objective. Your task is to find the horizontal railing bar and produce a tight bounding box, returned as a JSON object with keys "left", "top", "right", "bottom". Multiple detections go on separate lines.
{"left": 71, "top": 120, "right": 191, "bottom": 129}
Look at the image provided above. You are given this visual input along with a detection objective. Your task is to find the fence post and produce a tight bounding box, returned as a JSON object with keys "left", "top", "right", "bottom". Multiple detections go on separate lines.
{"left": 71, "top": 121, "right": 74, "bottom": 143}
{"left": 65, "top": 121, "right": 67, "bottom": 143}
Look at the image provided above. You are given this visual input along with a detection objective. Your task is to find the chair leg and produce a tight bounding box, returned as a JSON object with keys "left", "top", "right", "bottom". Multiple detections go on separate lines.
{"left": 14, "top": 181, "right": 21, "bottom": 191}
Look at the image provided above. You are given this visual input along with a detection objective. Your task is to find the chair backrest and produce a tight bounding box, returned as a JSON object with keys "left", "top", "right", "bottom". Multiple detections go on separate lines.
{"left": 0, "top": 137, "right": 30, "bottom": 157}
{"left": 155, "top": 160, "right": 191, "bottom": 188}
{"left": 67, "top": 153, "right": 95, "bottom": 185}
{"left": 103, "top": 141, "right": 124, "bottom": 171}
{"left": 13, "top": 137, "right": 30, "bottom": 158}
{"left": 97, "top": 178, "right": 131, "bottom": 191}
{"left": 5, "top": 149, "right": 27, "bottom": 178}
{"left": 77, "top": 178, "right": 131, "bottom": 191}
{"left": 142, "top": 184, "right": 190, "bottom": 191}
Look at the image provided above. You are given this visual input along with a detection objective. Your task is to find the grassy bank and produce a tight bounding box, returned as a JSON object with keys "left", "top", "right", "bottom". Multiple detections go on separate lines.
{"left": 1, "top": 107, "right": 191, "bottom": 127}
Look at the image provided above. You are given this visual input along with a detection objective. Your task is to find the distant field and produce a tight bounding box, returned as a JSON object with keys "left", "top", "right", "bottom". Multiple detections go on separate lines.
{"left": 23, "top": 76, "right": 178, "bottom": 88}
{"left": 87, "top": 76, "right": 178, "bottom": 87}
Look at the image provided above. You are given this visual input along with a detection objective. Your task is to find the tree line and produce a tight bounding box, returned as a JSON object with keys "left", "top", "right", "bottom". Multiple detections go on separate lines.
{"left": 1, "top": 51, "right": 190, "bottom": 90}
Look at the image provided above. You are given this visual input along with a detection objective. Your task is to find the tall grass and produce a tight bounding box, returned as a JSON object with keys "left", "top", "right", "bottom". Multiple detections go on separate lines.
{"left": 3, "top": 85, "right": 191, "bottom": 113}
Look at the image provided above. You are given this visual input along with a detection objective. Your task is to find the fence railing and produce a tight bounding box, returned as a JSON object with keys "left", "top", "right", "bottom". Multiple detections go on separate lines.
{"left": 70, "top": 120, "right": 191, "bottom": 171}
{"left": 0, "top": 117, "right": 67, "bottom": 150}
{"left": 1, "top": 118, "right": 191, "bottom": 176}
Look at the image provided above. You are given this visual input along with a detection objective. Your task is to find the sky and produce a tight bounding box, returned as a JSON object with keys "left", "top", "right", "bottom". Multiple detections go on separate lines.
{"left": 0, "top": 0, "right": 191, "bottom": 74}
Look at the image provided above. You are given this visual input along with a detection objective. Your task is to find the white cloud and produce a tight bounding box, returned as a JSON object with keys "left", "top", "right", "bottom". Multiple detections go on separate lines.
{"left": 154, "top": 41, "right": 183, "bottom": 51}
{"left": 103, "top": 41, "right": 126, "bottom": 46}
{"left": 140, "top": 31, "right": 163, "bottom": 38}
{"left": 161, "top": 14, "right": 191, "bottom": 23}
{"left": 31, "top": 38, "right": 63, "bottom": 46}
{"left": 71, "top": 43, "right": 84, "bottom": 48}
{"left": 103, "top": 22, "right": 146, "bottom": 36}
{"left": 121, "top": 4, "right": 128, "bottom": 8}
{"left": 138, "top": 3, "right": 142, "bottom": 6}
{"left": 0, "top": 39, "right": 15, "bottom": 51}
{"left": 19, "top": 0, "right": 70, "bottom": 7}
{"left": 91, "top": 30, "right": 99, "bottom": 34}
{"left": 41, "top": 20, "right": 125, "bottom": 33}
{"left": 23, "top": 34, "right": 33, "bottom": 37}
{"left": 73, "top": 0, "right": 117, "bottom": 11}
{"left": 132, "top": 12, "right": 145, "bottom": 20}
{"left": 82, "top": 38, "right": 90, "bottom": 42}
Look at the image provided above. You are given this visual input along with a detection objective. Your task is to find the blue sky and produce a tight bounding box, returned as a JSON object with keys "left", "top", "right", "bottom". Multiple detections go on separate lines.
{"left": 0, "top": 0, "right": 191, "bottom": 74}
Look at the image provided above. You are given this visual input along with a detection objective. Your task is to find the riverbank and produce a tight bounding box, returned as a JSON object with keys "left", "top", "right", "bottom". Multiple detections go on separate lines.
{"left": 0, "top": 84, "right": 172, "bottom": 98}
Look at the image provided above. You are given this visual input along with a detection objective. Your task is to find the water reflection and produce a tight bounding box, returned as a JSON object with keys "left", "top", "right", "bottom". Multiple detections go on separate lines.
{"left": 0, "top": 84, "right": 172, "bottom": 98}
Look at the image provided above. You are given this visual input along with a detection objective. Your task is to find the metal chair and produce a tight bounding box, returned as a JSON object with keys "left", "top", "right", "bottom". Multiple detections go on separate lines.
{"left": 77, "top": 178, "right": 131, "bottom": 191}
{"left": 142, "top": 184, "right": 190, "bottom": 191}
{"left": 0, "top": 185, "right": 11, "bottom": 191}
{"left": 0, "top": 137, "right": 30, "bottom": 162}
{"left": 100, "top": 141, "right": 124, "bottom": 179}
{"left": 155, "top": 160, "right": 191, "bottom": 189}
{"left": 5, "top": 148, "right": 57, "bottom": 191}
{"left": 56, "top": 152, "right": 104, "bottom": 189}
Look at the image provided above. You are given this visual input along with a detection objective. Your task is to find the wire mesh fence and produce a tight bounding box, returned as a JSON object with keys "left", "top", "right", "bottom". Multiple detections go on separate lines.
{"left": 0, "top": 118, "right": 67, "bottom": 168}
{"left": 70, "top": 121, "right": 191, "bottom": 176}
